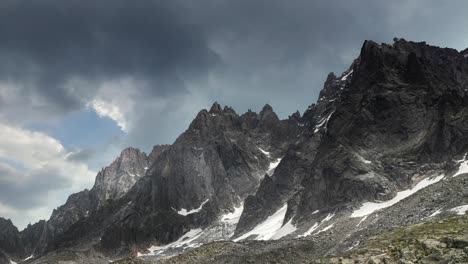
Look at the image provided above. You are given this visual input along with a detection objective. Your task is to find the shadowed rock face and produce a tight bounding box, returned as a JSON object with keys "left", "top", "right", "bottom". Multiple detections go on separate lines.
{"left": 0, "top": 218, "right": 24, "bottom": 259}
{"left": 4, "top": 145, "right": 172, "bottom": 259}
{"left": 0, "top": 218, "right": 47, "bottom": 262}
{"left": 34, "top": 102, "right": 301, "bottom": 257}
{"left": 20, "top": 220, "right": 46, "bottom": 257}
{"left": 92, "top": 103, "right": 302, "bottom": 254}
{"left": 235, "top": 38, "right": 468, "bottom": 236}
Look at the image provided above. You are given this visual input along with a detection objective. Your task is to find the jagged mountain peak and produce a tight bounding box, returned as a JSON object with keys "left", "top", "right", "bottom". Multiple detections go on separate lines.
{"left": 462, "top": 47, "right": 468, "bottom": 56}
{"left": 234, "top": 38, "right": 468, "bottom": 242}
{"left": 260, "top": 103, "right": 274, "bottom": 113}
{"left": 0, "top": 217, "right": 14, "bottom": 226}
{"left": 258, "top": 103, "right": 280, "bottom": 127}
{"left": 114, "top": 147, "right": 147, "bottom": 164}
{"left": 92, "top": 148, "right": 149, "bottom": 204}
{"left": 289, "top": 110, "right": 301, "bottom": 121}
{"left": 209, "top": 101, "right": 222, "bottom": 113}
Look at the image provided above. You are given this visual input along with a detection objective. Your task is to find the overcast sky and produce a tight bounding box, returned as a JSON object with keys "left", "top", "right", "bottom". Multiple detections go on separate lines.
{"left": 0, "top": 0, "right": 467, "bottom": 229}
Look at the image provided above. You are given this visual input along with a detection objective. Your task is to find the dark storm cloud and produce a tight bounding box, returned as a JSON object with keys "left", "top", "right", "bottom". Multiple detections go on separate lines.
{"left": 0, "top": 163, "right": 71, "bottom": 209}
{"left": 1, "top": 0, "right": 467, "bottom": 121}
{"left": 0, "top": 0, "right": 219, "bottom": 112}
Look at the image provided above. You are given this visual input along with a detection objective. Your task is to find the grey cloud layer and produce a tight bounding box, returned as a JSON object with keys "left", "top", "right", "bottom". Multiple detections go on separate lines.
{"left": 0, "top": 163, "right": 71, "bottom": 209}
{"left": 1, "top": 0, "right": 467, "bottom": 125}
{"left": 0, "top": 0, "right": 219, "bottom": 113}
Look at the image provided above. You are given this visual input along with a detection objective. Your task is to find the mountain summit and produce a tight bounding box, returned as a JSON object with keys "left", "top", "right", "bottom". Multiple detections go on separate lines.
{"left": 1, "top": 38, "right": 468, "bottom": 264}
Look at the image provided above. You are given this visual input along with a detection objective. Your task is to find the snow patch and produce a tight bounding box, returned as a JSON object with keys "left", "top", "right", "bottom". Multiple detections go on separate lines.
{"left": 221, "top": 204, "right": 244, "bottom": 224}
{"left": 258, "top": 147, "right": 270, "bottom": 157}
{"left": 453, "top": 155, "right": 468, "bottom": 177}
{"left": 356, "top": 215, "right": 368, "bottom": 228}
{"left": 316, "top": 223, "right": 334, "bottom": 234}
{"left": 323, "top": 213, "right": 335, "bottom": 222}
{"left": 271, "top": 219, "right": 297, "bottom": 240}
{"left": 429, "top": 209, "right": 442, "bottom": 217}
{"left": 297, "top": 213, "right": 335, "bottom": 238}
{"left": 177, "top": 199, "right": 209, "bottom": 216}
{"left": 9, "top": 260, "right": 17, "bottom": 264}
{"left": 450, "top": 205, "right": 468, "bottom": 215}
{"left": 144, "top": 166, "right": 148, "bottom": 170}
{"left": 356, "top": 154, "right": 372, "bottom": 164}
{"left": 138, "top": 228, "right": 204, "bottom": 257}
{"left": 314, "top": 110, "right": 335, "bottom": 133}
{"left": 267, "top": 157, "right": 283, "bottom": 175}
{"left": 233, "top": 204, "right": 288, "bottom": 241}
{"left": 312, "top": 210, "right": 319, "bottom": 214}
{"left": 340, "top": 70, "right": 353, "bottom": 81}
{"left": 351, "top": 174, "right": 445, "bottom": 218}
{"left": 297, "top": 222, "right": 319, "bottom": 238}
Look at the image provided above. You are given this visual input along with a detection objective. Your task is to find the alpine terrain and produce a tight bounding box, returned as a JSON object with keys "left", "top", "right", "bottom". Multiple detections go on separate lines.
{"left": 1, "top": 38, "right": 468, "bottom": 264}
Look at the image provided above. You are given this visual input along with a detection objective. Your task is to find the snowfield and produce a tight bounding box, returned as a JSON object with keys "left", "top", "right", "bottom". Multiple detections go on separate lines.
{"left": 176, "top": 199, "right": 209, "bottom": 216}
{"left": 221, "top": 204, "right": 244, "bottom": 224}
{"left": 233, "top": 204, "right": 291, "bottom": 241}
{"left": 138, "top": 228, "right": 204, "bottom": 257}
{"left": 351, "top": 174, "right": 445, "bottom": 218}
{"left": 267, "top": 157, "right": 283, "bottom": 176}
{"left": 450, "top": 205, "right": 468, "bottom": 215}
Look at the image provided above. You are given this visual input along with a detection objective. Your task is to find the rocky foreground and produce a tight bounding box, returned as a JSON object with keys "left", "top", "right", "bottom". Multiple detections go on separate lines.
{"left": 112, "top": 214, "right": 468, "bottom": 264}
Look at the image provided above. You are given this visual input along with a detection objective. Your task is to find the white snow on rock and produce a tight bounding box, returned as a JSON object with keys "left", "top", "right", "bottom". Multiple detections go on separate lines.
{"left": 351, "top": 174, "right": 445, "bottom": 218}
{"left": 450, "top": 204, "right": 468, "bottom": 215}
{"left": 221, "top": 204, "right": 244, "bottom": 224}
{"left": 297, "top": 212, "right": 335, "bottom": 238}
{"left": 356, "top": 215, "right": 368, "bottom": 228}
{"left": 429, "top": 209, "right": 442, "bottom": 217}
{"left": 271, "top": 219, "right": 298, "bottom": 240}
{"left": 233, "top": 204, "right": 288, "bottom": 241}
{"left": 316, "top": 223, "right": 334, "bottom": 234}
{"left": 297, "top": 222, "right": 319, "bottom": 238}
{"left": 356, "top": 154, "right": 372, "bottom": 164}
{"left": 138, "top": 228, "right": 204, "bottom": 257}
{"left": 314, "top": 110, "right": 335, "bottom": 133}
{"left": 453, "top": 155, "right": 468, "bottom": 177}
{"left": 177, "top": 199, "right": 209, "bottom": 216}
{"left": 258, "top": 147, "right": 271, "bottom": 157}
{"left": 9, "top": 260, "right": 17, "bottom": 264}
{"left": 340, "top": 69, "right": 353, "bottom": 81}
{"left": 267, "top": 157, "right": 283, "bottom": 176}
{"left": 323, "top": 213, "right": 335, "bottom": 222}
{"left": 312, "top": 210, "right": 320, "bottom": 214}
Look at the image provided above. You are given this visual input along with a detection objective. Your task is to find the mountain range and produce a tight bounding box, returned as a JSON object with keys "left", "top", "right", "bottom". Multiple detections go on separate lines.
{"left": 1, "top": 38, "right": 468, "bottom": 264}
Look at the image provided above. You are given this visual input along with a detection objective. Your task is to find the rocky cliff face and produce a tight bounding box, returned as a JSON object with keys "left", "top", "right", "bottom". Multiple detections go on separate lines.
{"left": 48, "top": 102, "right": 302, "bottom": 257}
{"left": 235, "top": 38, "right": 468, "bottom": 237}
{"left": 92, "top": 147, "right": 150, "bottom": 206}
{"left": 37, "top": 146, "right": 170, "bottom": 253}
{"left": 0, "top": 218, "right": 24, "bottom": 261}
{"left": 0, "top": 145, "right": 171, "bottom": 263}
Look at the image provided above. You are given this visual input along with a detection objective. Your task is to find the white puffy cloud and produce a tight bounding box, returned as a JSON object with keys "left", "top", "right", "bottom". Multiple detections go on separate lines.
{"left": 0, "top": 122, "right": 96, "bottom": 229}
{"left": 88, "top": 99, "right": 128, "bottom": 132}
